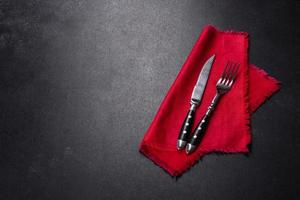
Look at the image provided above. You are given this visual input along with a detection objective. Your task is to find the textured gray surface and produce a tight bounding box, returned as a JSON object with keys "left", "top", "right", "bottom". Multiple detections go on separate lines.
{"left": 0, "top": 0, "right": 299, "bottom": 199}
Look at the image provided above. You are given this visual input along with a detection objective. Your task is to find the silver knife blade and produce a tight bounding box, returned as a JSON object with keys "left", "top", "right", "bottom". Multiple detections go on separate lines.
{"left": 191, "top": 55, "right": 215, "bottom": 104}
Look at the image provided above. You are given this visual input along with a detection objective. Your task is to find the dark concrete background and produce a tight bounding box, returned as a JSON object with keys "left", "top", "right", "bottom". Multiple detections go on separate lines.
{"left": 0, "top": 0, "right": 299, "bottom": 199}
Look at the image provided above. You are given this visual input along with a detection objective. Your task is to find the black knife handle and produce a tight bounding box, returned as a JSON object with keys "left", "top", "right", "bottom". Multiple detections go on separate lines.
{"left": 189, "top": 93, "right": 221, "bottom": 147}
{"left": 177, "top": 103, "right": 197, "bottom": 146}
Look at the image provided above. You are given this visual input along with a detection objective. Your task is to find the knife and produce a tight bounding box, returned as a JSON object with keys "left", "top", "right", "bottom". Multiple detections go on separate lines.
{"left": 177, "top": 55, "right": 215, "bottom": 150}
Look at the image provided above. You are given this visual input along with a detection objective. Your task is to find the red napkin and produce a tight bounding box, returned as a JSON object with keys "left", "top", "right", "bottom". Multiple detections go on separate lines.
{"left": 139, "top": 25, "right": 280, "bottom": 176}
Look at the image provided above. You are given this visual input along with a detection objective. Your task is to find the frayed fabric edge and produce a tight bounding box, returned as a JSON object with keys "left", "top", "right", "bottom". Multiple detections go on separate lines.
{"left": 140, "top": 142, "right": 249, "bottom": 177}
{"left": 249, "top": 65, "right": 281, "bottom": 113}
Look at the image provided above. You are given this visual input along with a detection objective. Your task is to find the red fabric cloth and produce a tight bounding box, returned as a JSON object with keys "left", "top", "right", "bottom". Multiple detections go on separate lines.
{"left": 139, "top": 25, "right": 280, "bottom": 176}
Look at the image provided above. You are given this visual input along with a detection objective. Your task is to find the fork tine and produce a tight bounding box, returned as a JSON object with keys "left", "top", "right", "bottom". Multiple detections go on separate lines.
{"left": 231, "top": 63, "right": 240, "bottom": 81}
{"left": 222, "top": 62, "right": 230, "bottom": 79}
{"left": 227, "top": 62, "right": 237, "bottom": 81}
{"left": 226, "top": 62, "right": 234, "bottom": 84}
{"left": 227, "top": 63, "right": 239, "bottom": 87}
{"left": 220, "top": 62, "right": 228, "bottom": 83}
{"left": 218, "top": 61, "right": 240, "bottom": 87}
{"left": 226, "top": 62, "right": 234, "bottom": 79}
{"left": 225, "top": 62, "right": 235, "bottom": 85}
{"left": 221, "top": 61, "right": 231, "bottom": 84}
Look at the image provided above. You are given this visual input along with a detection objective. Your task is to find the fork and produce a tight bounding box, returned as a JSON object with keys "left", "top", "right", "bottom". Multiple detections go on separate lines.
{"left": 186, "top": 61, "right": 240, "bottom": 154}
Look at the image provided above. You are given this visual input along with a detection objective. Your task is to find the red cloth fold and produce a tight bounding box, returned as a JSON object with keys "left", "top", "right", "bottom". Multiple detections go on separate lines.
{"left": 139, "top": 25, "right": 280, "bottom": 176}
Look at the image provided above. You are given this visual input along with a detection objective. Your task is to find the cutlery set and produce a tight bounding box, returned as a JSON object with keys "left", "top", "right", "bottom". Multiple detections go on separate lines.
{"left": 177, "top": 55, "right": 240, "bottom": 154}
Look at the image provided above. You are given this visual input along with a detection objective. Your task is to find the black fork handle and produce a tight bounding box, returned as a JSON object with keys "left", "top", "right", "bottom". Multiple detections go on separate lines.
{"left": 187, "top": 93, "right": 221, "bottom": 151}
